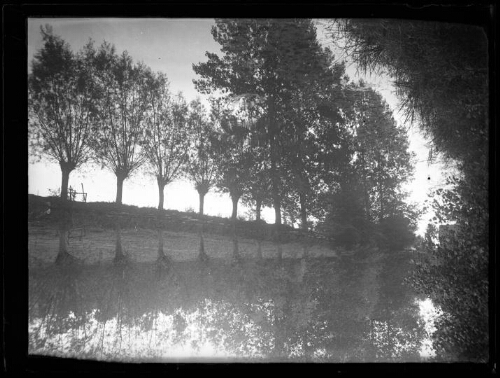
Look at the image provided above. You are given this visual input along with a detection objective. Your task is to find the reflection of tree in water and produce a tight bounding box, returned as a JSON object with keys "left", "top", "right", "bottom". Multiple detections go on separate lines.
{"left": 93, "top": 263, "right": 138, "bottom": 356}
{"left": 298, "top": 257, "right": 367, "bottom": 361}
{"left": 29, "top": 263, "right": 93, "bottom": 356}
{"left": 29, "top": 251, "right": 425, "bottom": 361}
{"left": 197, "top": 222, "right": 210, "bottom": 263}
{"left": 156, "top": 212, "right": 173, "bottom": 269}
{"left": 365, "top": 253, "right": 426, "bottom": 362}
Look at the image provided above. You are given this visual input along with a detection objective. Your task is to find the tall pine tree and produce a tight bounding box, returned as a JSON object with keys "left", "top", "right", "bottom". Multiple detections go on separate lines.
{"left": 193, "top": 19, "right": 335, "bottom": 226}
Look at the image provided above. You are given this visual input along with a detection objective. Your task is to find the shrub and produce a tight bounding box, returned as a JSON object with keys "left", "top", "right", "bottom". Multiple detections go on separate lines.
{"left": 378, "top": 215, "right": 415, "bottom": 252}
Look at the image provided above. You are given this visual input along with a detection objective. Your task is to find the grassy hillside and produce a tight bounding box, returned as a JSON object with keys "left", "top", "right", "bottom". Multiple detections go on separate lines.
{"left": 28, "top": 194, "right": 331, "bottom": 246}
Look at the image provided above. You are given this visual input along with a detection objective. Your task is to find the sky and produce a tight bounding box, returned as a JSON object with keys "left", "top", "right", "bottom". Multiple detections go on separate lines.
{"left": 27, "top": 18, "right": 449, "bottom": 234}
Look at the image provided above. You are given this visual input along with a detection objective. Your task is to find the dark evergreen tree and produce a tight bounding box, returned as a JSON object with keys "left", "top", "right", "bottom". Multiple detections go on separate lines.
{"left": 351, "top": 84, "right": 416, "bottom": 249}
{"left": 317, "top": 82, "right": 415, "bottom": 250}
{"left": 193, "top": 18, "right": 335, "bottom": 226}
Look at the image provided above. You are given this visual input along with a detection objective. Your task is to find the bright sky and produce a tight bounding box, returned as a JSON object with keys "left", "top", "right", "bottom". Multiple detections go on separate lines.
{"left": 27, "top": 18, "right": 448, "bottom": 234}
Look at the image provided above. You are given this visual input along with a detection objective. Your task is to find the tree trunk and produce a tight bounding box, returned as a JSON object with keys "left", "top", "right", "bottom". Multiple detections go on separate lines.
{"left": 157, "top": 200, "right": 166, "bottom": 259}
{"left": 364, "top": 189, "right": 371, "bottom": 219}
{"left": 198, "top": 190, "right": 206, "bottom": 215}
{"left": 157, "top": 179, "right": 166, "bottom": 211}
{"left": 361, "top": 151, "right": 370, "bottom": 219}
{"left": 378, "top": 165, "right": 384, "bottom": 221}
{"left": 255, "top": 198, "right": 262, "bottom": 222}
{"left": 268, "top": 96, "right": 281, "bottom": 226}
{"left": 299, "top": 192, "right": 308, "bottom": 231}
{"left": 271, "top": 159, "right": 281, "bottom": 226}
{"left": 116, "top": 174, "right": 127, "bottom": 205}
{"left": 275, "top": 224, "right": 283, "bottom": 261}
{"left": 231, "top": 194, "right": 240, "bottom": 222}
{"left": 60, "top": 166, "right": 71, "bottom": 201}
{"left": 56, "top": 165, "right": 72, "bottom": 263}
{"left": 379, "top": 182, "right": 384, "bottom": 222}
{"left": 256, "top": 215, "right": 263, "bottom": 260}
{"left": 377, "top": 157, "right": 384, "bottom": 221}
{"left": 299, "top": 191, "right": 309, "bottom": 259}
{"left": 230, "top": 192, "right": 240, "bottom": 260}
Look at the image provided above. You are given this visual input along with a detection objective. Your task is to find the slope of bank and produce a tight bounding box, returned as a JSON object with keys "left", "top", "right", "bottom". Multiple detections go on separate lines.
{"left": 28, "top": 194, "right": 338, "bottom": 265}
{"left": 28, "top": 194, "right": 330, "bottom": 244}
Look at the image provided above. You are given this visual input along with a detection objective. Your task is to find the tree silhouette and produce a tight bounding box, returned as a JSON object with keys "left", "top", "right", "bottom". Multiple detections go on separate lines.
{"left": 351, "top": 85, "right": 415, "bottom": 223}
{"left": 318, "top": 82, "right": 416, "bottom": 250}
{"left": 141, "top": 70, "right": 190, "bottom": 211}
{"left": 86, "top": 41, "right": 148, "bottom": 205}
{"left": 231, "top": 106, "right": 273, "bottom": 222}
{"left": 29, "top": 25, "right": 99, "bottom": 262}
{"left": 185, "top": 99, "right": 218, "bottom": 216}
{"left": 210, "top": 98, "right": 254, "bottom": 222}
{"left": 29, "top": 26, "right": 98, "bottom": 200}
{"left": 194, "top": 19, "right": 335, "bottom": 226}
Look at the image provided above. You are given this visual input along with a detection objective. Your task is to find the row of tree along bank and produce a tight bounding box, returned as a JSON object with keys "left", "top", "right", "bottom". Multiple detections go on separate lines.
{"left": 29, "top": 20, "right": 417, "bottom": 264}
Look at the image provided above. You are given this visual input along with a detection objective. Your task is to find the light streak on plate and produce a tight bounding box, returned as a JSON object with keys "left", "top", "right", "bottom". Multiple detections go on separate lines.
{"left": 417, "top": 297, "right": 442, "bottom": 359}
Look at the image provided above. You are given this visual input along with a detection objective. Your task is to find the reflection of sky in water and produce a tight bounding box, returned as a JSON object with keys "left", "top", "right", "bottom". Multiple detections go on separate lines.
{"left": 29, "top": 255, "right": 434, "bottom": 362}
{"left": 29, "top": 304, "right": 258, "bottom": 360}
{"left": 417, "top": 298, "right": 442, "bottom": 360}
{"left": 29, "top": 300, "right": 273, "bottom": 361}
{"left": 29, "top": 298, "right": 438, "bottom": 362}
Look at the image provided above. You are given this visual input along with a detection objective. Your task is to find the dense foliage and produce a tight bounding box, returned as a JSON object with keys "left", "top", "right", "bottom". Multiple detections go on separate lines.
{"left": 191, "top": 19, "right": 417, "bottom": 255}
{"left": 329, "top": 19, "right": 488, "bottom": 171}
{"left": 330, "top": 18, "right": 489, "bottom": 362}
{"left": 410, "top": 176, "right": 488, "bottom": 361}
{"left": 319, "top": 82, "right": 417, "bottom": 250}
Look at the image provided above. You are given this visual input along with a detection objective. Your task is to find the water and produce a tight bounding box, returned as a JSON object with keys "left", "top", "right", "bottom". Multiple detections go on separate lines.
{"left": 417, "top": 297, "right": 442, "bottom": 360}
{"left": 28, "top": 251, "right": 434, "bottom": 362}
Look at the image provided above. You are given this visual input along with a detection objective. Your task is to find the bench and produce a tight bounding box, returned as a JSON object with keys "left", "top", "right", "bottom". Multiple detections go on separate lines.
{"left": 68, "top": 183, "right": 87, "bottom": 203}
